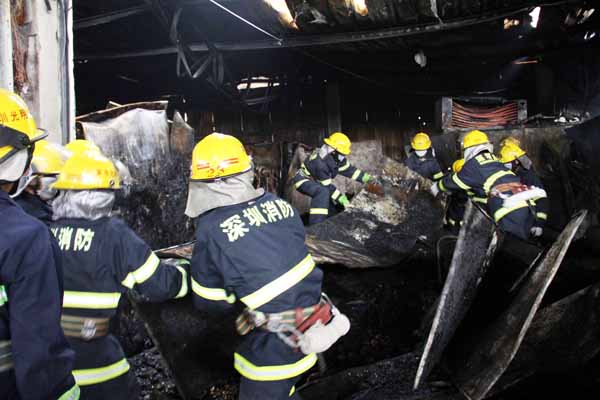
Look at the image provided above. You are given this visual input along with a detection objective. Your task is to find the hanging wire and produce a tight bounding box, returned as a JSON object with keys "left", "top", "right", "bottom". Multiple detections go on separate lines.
{"left": 207, "top": 0, "right": 283, "bottom": 44}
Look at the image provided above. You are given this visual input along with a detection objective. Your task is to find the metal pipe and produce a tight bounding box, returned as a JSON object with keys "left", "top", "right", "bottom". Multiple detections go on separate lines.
{"left": 0, "top": 1, "right": 14, "bottom": 90}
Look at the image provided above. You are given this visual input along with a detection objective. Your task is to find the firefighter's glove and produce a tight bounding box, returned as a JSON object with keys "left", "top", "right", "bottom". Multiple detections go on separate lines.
{"left": 361, "top": 173, "right": 372, "bottom": 184}
{"left": 530, "top": 227, "right": 543, "bottom": 238}
{"left": 430, "top": 182, "right": 440, "bottom": 197}
{"left": 338, "top": 194, "right": 350, "bottom": 208}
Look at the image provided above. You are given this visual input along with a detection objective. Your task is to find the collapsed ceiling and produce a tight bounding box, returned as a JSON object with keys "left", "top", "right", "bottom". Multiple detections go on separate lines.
{"left": 74, "top": 0, "right": 599, "bottom": 112}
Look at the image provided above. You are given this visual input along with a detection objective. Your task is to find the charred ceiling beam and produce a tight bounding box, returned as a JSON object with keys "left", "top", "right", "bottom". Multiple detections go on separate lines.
{"left": 74, "top": 0, "right": 239, "bottom": 30}
{"left": 74, "top": 6, "right": 150, "bottom": 30}
{"left": 77, "top": 2, "right": 572, "bottom": 60}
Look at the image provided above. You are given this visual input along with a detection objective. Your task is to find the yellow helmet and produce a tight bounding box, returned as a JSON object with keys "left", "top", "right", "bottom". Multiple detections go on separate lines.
{"left": 462, "top": 130, "right": 489, "bottom": 149}
{"left": 0, "top": 89, "right": 47, "bottom": 164}
{"left": 499, "top": 136, "right": 521, "bottom": 148}
{"left": 53, "top": 151, "right": 120, "bottom": 190}
{"left": 452, "top": 159, "right": 465, "bottom": 173}
{"left": 65, "top": 139, "right": 101, "bottom": 155}
{"left": 411, "top": 132, "right": 432, "bottom": 151}
{"left": 324, "top": 132, "right": 351, "bottom": 155}
{"left": 190, "top": 133, "right": 252, "bottom": 181}
{"left": 499, "top": 141, "right": 526, "bottom": 163}
{"left": 31, "top": 140, "right": 68, "bottom": 175}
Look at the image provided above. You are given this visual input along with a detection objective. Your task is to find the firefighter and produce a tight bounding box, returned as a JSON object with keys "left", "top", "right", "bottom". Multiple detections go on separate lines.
{"left": 50, "top": 150, "right": 189, "bottom": 400}
{"left": 498, "top": 140, "right": 549, "bottom": 237}
{"left": 404, "top": 132, "right": 444, "bottom": 181}
{"left": 292, "top": 132, "right": 373, "bottom": 225}
{"left": 445, "top": 159, "right": 468, "bottom": 233}
{"left": 433, "top": 130, "right": 545, "bottom": 241}
{"left": 0, "top": 89, "right": 80, "bottom": 399}
{"left": 186, "top": 133, "right": 350, "bottom": 399}
{"left": 12, "top": 140, "right": 69, "bottom": 224}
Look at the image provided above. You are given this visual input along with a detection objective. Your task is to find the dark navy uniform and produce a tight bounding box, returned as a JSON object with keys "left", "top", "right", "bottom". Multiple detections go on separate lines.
{"left": 191, "top": 192, "right": 323, "bottom": 399}
{"left": 514, "top": 166, "right": 549, "bottom": 230}
{"left": 437, "top": 151, "right": 534, "bottom": 240}
{"left": 446, "top": 191, "right": 468, "bottom": 233}
{"left": 15, "top": 191, "right": 52, "bottom": 225}
{"left": 0, "top": 190, "right": 79, "bottom": 400}
{"left": 405, "top": 150, "right": 444, "bottom": 181}
{"left": 50, "top": 217, "right": 188, "bottom": 400}
{"left": 292, "top": 149, "right": 368, "bottom": 225}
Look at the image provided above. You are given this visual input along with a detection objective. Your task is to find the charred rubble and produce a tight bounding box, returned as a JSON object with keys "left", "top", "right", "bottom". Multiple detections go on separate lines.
{"left": 62, "top": 1, "right": 600, "bottom": 398}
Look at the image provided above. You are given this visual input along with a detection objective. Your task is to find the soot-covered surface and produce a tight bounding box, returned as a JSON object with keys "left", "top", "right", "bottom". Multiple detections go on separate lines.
{"left": 415, "top": 203, "right": 497, "bottom": 388}
{"left": 81, "top": 108, "right": 195, "bottom": 249}
{"left": 128, "top": 260, "right": 440, "bottom": 399}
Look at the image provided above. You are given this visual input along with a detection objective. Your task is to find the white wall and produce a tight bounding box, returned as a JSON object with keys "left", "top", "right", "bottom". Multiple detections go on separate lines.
{"left": 2, "top": 0, "right": 75, "bottom": 144}
{"left": 31, "top": 0, "right": 75, "bottom": 144}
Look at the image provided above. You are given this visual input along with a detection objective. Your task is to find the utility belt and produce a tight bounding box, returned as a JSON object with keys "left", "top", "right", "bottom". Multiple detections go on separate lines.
{"left": 0, "top": 340, "right": 13, "bottom": 373}
{"left": 61, "top": 314, "right": 110, "bottom": 341}
{"left": 490, "top": 183, "right": 547, "bottom": 208}
{"left": 236, "top": 293, "right": 350, "bottom": 355}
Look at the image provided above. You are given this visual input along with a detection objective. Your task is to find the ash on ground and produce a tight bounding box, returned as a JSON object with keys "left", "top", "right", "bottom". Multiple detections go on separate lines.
{"left": 130, "top": 347, "right": 180, "bottom": 400}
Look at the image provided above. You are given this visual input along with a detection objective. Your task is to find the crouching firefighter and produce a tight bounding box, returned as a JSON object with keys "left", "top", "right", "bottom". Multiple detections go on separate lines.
{"left": 12, "top": 140, "right": 70, "bottom": 224}
{"left": 499, "top": 139, "right": 549, "bottom": 238}
{"left": 405, "top": 132, "right": 444, "bottom": 181}
{"left": 186, "top": 133, "right": 351, "bottom": 399}
{"left": 0, "top": 89, "right": 80, "bottom": 400}
{"left": 292, "top": 132, "right": 373, "bottom": 225}
{"left": 50, "top": 151, "right": 189, "bottom": 400}
{"left": 433, "top": 130, "right": 547, "bottom": 241}
{"left": 444, "top": 159, "right": 468, "bottom": 233}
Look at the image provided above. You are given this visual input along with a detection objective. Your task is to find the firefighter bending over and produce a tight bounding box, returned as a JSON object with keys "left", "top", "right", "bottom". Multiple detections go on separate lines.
{"left": 433, "top": 130, "right": 546, "bottom": 240}
{"left": 292, "top": 132, "right": 373, "bottom": 225}
{"left": 0, "top": 89, "right": 80, "bottom": 400}
{"left": 445, "top": 159, "right": 468, "bottom": 233}
{"left": 50, "top": 150, "right": 188, "bottom": 399}
{"left": 405, "top": 132, "right": 444, "bottom": 181}
{"left": 186, "top": 133, "right": 350, "bottom": 399}
{"left": 499, "top": 139, "right": 549, "bottom": 238}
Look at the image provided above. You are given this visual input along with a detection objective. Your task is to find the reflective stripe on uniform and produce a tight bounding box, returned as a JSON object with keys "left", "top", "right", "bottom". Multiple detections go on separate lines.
{"left": 338, "top": 161, "right": 350, "bottom": 172}
{"left": 121, "top": 252, "right": 160, "bottom": 289}
{"left": 175, "top": 265, "right": 189, "bottom": 299}
{"left": 240, "top": 254, "right": 315, "bottom": 310}
{"left": 472, "top": 196, "right": 488, "bottom": 204}
{"left": 319, "top": 179, "right": 332, "bottom": 186}
{"left": 294, "top": 179, "right": 309, "bottom": 189}
{"left": 58, "top": 384, "right": 80, "bottom": 400}
{"left": 192, "top": 278, "right": 236, "bottom": 303}
{"left": 536, "top": 212, "right": 548, "bottom": 220}
{"left": 483, "top": 170, "right": 513, "bottom": 194}
{"left": 63, "top": 291, "right": 121, "bottom": 309}
{"left": 452, "top": 174, "right": 471, "bottom": 190}
{"left": 438, "top": 180, "right": 447, "bottom": 192}
{"left": 309, "top": 208, "right": 328, "bottom": 215}
{"left": 493, "top": 201, "right": 530, "bottom": 222}
{"left": 433, "top": 171, "right": 444, "bottom": 180}
{"left": 234, "top": 352, "right": 318, "bottom": 381}
{"left": 0, "top": 340, "right": 13, "bottom": 373}
{"left": 0, "top": 285, "right": 7, "bottom": 307}
{"left": 289, "top": 386, "right": 296, "bottom": 397}
{"left": 72, "top": 358, "right": 130, "bottom": 386}
{"left": 331, "top": 190, "right": 341, "bottom": 201}
{"left": 351, "top": 170, "right": 361, "bottom": 180}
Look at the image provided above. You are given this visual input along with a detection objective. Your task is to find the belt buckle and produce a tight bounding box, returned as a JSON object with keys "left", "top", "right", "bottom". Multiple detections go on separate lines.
{"left": 266, "top": 314, "right": 283, "bottom": 331}
{"left": 81, "top": 319, "right": 97, "bottom": 340}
